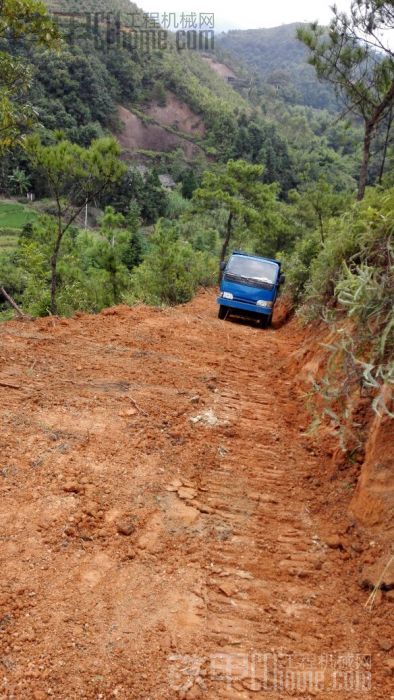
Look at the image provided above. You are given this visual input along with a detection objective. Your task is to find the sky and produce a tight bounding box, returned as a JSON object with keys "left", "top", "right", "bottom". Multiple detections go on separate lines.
{"left": 139, "top": 0, "right": 353, "bottom": 32}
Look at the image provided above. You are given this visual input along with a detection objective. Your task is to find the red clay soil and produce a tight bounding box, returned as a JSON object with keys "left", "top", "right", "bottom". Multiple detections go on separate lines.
{"left": 146, "top": 92, "right": 205, "bottom": 138}
{"left": 0, "top": 291, "right": 392, "bottom": 699}
{"left": 117, "top": 106, "right": 203, "bottom": 159}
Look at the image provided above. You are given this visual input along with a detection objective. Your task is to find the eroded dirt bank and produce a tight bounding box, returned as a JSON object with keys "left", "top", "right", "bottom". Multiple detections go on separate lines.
{"left": 0, "top": 291, "right": 392, "bottom": 699}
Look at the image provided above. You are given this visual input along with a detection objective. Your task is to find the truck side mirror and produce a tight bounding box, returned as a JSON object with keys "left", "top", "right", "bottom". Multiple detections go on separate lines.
{"left": 279, "top": 274, "right": 286, "bottom": 285}
{"left": 220, "top": 261, "right": 226, "bottom": 271}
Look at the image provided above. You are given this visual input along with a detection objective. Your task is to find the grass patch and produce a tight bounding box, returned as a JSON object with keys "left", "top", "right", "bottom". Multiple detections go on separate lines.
{"left": 0, "top": 234, "right": 18, "bottom": 250}
{"left": 0, "top": 201, "right": 37, "bottom": 230}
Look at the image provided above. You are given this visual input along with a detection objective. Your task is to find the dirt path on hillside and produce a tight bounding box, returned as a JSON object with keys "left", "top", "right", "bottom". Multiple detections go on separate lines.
{"left": 0, "top": 292, "right": 392, "bottom": 699}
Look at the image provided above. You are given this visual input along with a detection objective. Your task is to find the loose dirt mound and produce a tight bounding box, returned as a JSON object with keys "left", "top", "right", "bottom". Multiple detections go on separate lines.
{"left": 0, "top": 291, "right": 392, "bottom": 699}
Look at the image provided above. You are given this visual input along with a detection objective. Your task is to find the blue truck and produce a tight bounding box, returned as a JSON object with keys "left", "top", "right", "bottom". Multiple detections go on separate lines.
{"left": 217, "top": 251, "right": 285, "bottom": 328}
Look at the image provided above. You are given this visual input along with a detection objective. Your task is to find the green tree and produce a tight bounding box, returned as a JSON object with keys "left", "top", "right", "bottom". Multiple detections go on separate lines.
{"left": 289, "top": 180, "right": 350, "bottom": 243}
{"left": 0, "top": 0, "right": 59, "bottom": 151}
{"left": 26, "top": 136, "right": 125, "bottom": 313}
{"left": 128, "top": 223, "right": 216, "bottom": 305}
{"left": 298, "top": 1, "right": 394, "bottom": 200}
{"left": 194, "top": 160, "right": 279, "bottom": 280}
{"left": 141, "top": 168, "right": 168, "bottom": 224}
{"left": 180, "top": 168, "right": 199, "bottom": 199}
{"left": 9, "top": 168, "right": 31, "bottom": 195}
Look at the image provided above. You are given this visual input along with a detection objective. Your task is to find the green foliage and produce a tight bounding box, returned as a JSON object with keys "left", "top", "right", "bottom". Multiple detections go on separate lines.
{"left": 298, "top": 2, "right": 394, "bottom": 199}
{"left": 194, "top": 159, "right": 285, "bottom": 271}
{"left": 165, "top": 189, "right": 192, "bottom": 220}
{"left": 301, "top": 188, "right": 394, "bottom": 313}
{"left": 218, "top": 24, "right": 338, "bottom": 111}
{"left": 25, "top": 135, "right": 126, "bottom": 312}
{"left": 0, "top": 0, "right": 59, "bottom": 151}
{"left": 127, "top": 223, "right": 216, "bottom": 306}
{"left": 292, "top": 187, "right": 394, "bottom": 422}
{"left": 104, "top": 167, "right": 168, "bottom": 225}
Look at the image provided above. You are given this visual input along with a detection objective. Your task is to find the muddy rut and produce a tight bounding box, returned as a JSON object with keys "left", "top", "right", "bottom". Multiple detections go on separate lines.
{"left": 0, "top": 292, "right": 391, "bottom": 699}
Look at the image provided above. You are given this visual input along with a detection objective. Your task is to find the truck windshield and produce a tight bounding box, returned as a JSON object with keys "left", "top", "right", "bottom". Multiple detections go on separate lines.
{"left": 225, "top": 256, "right": 279, "bottom": 285}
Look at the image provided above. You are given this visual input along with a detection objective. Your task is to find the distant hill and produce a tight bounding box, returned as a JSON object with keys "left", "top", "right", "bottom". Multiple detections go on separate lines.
{"left": 216, "top": 23, "right": 338, "bottom": 111}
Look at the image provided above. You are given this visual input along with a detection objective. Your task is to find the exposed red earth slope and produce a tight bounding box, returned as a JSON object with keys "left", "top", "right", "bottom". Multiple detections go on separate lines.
{"left": 0, "top": 291, "right": 392, "bottom": 699}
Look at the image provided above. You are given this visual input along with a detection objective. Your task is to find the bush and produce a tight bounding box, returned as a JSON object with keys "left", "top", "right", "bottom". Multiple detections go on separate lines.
{"left": 301, "top": 187, "right": 394, "bottom": 315}
{"left": 298, "top": 187, "right": 394, "bottom": 422}
{"left": 126, "top": 223, "right": 216, "bottom": 306}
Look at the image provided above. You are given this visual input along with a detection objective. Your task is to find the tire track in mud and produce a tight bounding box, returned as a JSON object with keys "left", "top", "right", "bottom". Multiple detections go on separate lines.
{"left": 0, "top": 296, "right": 387, "bottom": 699}
{"left": 173, "top": 328, "right": 369, "bottom": 699}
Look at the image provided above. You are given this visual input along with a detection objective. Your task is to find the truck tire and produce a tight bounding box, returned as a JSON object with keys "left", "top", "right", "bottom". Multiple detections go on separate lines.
{"left": 260, "top": 314, "right": 272, "bottom": 328}
{"left": 218, "top": 305, "right": 227, "bottom": 320}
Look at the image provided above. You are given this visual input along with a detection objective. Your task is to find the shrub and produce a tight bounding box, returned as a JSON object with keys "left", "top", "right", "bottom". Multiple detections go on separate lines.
{"left": 126, "top": 223, "right": 216, "bottom": 306}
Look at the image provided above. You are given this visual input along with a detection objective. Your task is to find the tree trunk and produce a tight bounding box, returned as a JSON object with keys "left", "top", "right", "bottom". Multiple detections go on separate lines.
{"left": 218, "top": 211, "right": 233, "bottom": 283}
{"left": 318, "top": 212, "right": 324, "bottom": 244}
{"left": 1, "top": 287, "right": 25, "bottom": 318}
{"left": 378, "top": 106, "right": 393, "bottom": 185}
{"left": 50, "top": 222, "right": 63, "bottom": 315}
{"left": 358, "top": 121, "right": 373, "bottom": 201}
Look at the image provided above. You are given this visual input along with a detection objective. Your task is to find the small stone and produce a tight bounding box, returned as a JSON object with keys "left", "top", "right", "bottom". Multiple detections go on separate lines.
{"left": 170, "top": 479, "right": 183, "bottom": 489}
{"left": 63, "top": 481, "right": 81, "bottom": 493}
{"left": 33, "top": 692, "right": 47, "bottom": 700}
{"left": 379, "top": 639, "right": 393, "bottom": 652}
{"left": 324, "top": 535, "right": 344, "bottom": 549}
{"left": 190, "top": 395, "right": 200, "bottom": 405}
{"left": 218, "top": 581, "right": 237, "bottom": 597}
{"left": 178, "top": 486, "right": 197, "bottom": 500}
{"left": 116, "top": 520, "right": 135, "bottom": 536}
{"left": 351, "top": 542, "right": 363, "bottom": 554}
{"left": 384, "top": 659, "right": 394, "bottom": 673}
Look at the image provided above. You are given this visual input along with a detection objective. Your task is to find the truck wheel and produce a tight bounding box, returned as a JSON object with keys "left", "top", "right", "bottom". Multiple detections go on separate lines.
{"left": 218, "top": 305, "right": 227, "bottom": 320}
{"left": 260, "top": 314, "right": 272, "bottom": 328}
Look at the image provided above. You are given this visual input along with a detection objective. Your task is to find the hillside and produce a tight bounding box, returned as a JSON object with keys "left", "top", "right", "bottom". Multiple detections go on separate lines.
{"left": 217, "top": 23, "right": 338, "bottom": 111}
{"left": 31, "top": 0, "right": 248, "bottom": 161}
{"left": 0, "top": 3, "right": 364, "bottom": 201}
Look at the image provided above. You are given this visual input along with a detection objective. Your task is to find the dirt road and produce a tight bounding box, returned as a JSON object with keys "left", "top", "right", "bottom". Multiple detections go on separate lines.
{"left": 0, "top": 292, "right": 392, "bottom": 699}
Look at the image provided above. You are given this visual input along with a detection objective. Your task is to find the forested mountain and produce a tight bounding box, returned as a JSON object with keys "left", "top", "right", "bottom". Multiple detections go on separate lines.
{"left": 216, "top": 23, "right": 338, "bottom": 111}
{"left": 0, "top": 3, "right": 363, "bottom": 201}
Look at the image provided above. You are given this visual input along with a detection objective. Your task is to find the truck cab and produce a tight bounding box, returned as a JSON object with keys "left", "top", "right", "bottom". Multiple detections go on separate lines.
{"left": 217, "top": 251, "right": 285, "bottom": 327}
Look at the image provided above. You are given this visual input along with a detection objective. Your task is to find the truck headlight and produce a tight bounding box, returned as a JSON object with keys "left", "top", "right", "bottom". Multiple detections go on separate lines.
{"left": 256, "top": 300, "right": 273, "bottom": 308}
{"left": 222, "top": 292, "right": 234, "bottom": 300}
